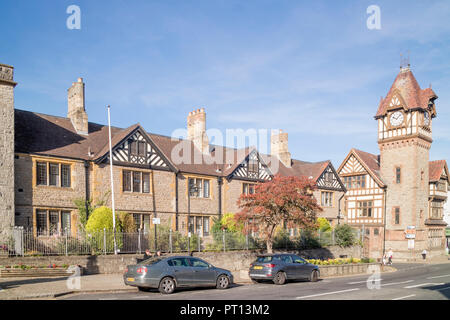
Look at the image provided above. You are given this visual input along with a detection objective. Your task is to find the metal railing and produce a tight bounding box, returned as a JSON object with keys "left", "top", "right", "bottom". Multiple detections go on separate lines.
{"left": 0, "top": 227, "right": 364, "bottom": 257}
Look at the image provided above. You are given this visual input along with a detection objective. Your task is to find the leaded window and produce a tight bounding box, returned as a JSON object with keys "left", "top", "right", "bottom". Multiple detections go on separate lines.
{"left": 49, "top": 163, "right": 59, "bottom": 186}
{"left": 321, "top": 191, "right": 333, "bottom": 207}
{"left": 188, "top": 178, "right": 210, "bottom": 198}
{"left": 133, "top": 171, "right": 141, "bottom": 193}
{"left": 61, "top": 211, "right": 71, "bottom": 235}
{"left": 123, "top": 170, "right": 132, "bottom": 192}
{"left": 357, "top": 201, "right": 373, "bottom": 217}
{"left": 36, "top": 210, "right": 47, "bottom": 234}
{"left": 143, "top": 173, "right": 150, "bottom": 193}
{"left": 61, "top": 164, "right": 71, "bottom": 187}
{"left": 36, "top": 162, "right": 47, "bottom": 185}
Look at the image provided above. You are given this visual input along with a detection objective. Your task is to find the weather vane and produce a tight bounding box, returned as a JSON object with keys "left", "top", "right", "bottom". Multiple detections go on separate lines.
{"left": 400, "top": 51, "right": 410, "bottom": 69}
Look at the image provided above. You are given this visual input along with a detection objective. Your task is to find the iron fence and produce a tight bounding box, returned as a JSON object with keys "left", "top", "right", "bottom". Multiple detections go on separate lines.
{"left": 0, "top": 226, "right": 364, "bottom": 257}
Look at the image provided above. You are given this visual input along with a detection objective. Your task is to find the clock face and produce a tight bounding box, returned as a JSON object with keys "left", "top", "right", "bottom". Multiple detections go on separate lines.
{"left": 423, "top": 111, "right": 430, "bottom": 126}
{"left": 390, "top": 111, "right": 404, "bottom": 127}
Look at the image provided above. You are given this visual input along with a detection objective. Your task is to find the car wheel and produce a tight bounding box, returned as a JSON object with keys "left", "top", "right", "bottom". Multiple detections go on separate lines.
{"left": 159, "top": 277, "right": 176, "bottom": 294}
{"left": 273, "top": 271, "right": 286, "bottom": 285}
{"left": 310, "top": 270, "right": 319, "bottom": 282}
{"left": 216, "top": 274, "right": 230, "bottom": 289}
{"left": 138, "top": 287, "right": 151, "bottom": 292}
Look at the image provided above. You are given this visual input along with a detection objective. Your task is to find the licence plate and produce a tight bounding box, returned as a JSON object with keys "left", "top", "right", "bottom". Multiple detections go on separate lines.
{"left": 253, "top": 266, "right": 263, "bottom": 270}
{"left": 127, "top": 277, "right": 135, "bottom": 282}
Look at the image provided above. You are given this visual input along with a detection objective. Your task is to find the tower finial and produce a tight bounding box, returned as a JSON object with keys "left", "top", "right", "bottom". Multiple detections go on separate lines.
{"left": 400, "top": 51, "right": 410, "bottom": 70}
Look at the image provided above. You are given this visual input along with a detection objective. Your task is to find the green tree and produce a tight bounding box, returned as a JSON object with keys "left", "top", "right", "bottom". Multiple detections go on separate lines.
{"left": 334, "top": 224, "right": 355, "bottom": 247}
{"left": 317, "top": 217, "right": 331, "bottom": 232}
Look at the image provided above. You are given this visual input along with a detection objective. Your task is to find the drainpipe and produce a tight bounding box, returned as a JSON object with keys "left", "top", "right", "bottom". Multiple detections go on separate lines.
{"left": 175, "top": 172, "right": 179, "bottom": 231}
{"left": 337, "top": 193, "right": 345, "bottom": 225}
{"left": 84, "top": 161, "right": 90, "bottom": 219}
{"left": 382, "top": 187, "right": 387, "bottom": 257}
{"left": 218, "top": 177, "right": 223, "bottom": 220}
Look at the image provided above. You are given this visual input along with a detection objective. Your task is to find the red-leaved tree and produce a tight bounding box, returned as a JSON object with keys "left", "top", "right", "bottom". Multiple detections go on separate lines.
{"left": 235, "top": 175, "right": 322, "bottom": 253}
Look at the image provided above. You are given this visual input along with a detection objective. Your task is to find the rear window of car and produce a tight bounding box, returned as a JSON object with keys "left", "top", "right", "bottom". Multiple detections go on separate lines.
{"left": 256, "top": 256, "right": 274, "bottom": 263}
{"left": 138, "top": 257, "right": 163, "bottom": 265}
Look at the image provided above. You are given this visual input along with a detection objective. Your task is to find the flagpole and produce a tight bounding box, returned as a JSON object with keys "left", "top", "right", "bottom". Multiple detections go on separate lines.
{"left": 108, "top": 105, "right": 118, "bottom": 255}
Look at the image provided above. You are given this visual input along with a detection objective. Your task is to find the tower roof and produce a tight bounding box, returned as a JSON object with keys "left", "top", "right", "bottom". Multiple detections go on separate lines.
{"left": 375, "top": 67, "right": 437, "bottom": 118}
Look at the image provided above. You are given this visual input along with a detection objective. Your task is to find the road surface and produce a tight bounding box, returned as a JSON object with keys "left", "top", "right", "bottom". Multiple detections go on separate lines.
{"left": 61, "top": 262, "right": 450, "bottom": 300}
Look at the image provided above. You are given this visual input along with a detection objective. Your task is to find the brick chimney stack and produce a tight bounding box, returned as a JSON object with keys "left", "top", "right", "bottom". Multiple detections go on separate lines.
{"left": 271, "top": 129, "right": 291, "bottom": 168}
{"left": 187, "top": 108, "right": 209, "bottom": 154}
{"left": 68, "top": 77, "right": 88, "bottom": 135}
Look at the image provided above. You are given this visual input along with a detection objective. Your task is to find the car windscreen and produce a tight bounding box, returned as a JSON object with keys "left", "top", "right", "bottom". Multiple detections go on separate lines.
{"left": 256, "top": 256, "right": 274, "bottom": 263}
{"left": 138, "top": 257, "right": 164, "bottom": 265}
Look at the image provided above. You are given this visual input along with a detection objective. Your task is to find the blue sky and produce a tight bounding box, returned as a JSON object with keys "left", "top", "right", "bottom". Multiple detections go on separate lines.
{"left": 2, "top": 0, "right": 450, "bottom": 167}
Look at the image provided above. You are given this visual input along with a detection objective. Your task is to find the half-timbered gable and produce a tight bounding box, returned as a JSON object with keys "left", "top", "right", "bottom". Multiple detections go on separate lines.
{"left": 316, "top": 163, "right": 345, "bottom": 191}
{"left": 229, "top": 150, "right": 272, "bottom": 182}
{"left": 95, "top": 126, "right": 176, "bottom": 172}
{"left": 338, "top": 149, "right": 385, "bottom": 225}
{"left": 428, "top": 160, "right": 449, "bottom": 223}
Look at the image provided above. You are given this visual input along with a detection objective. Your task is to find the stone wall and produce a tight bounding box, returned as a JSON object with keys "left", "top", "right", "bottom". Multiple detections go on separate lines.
{"left": 0, "top": 246, "right": 362, "bottom": 275}
{"left": 0, "top": 64, "right": 16, "bottom": 241}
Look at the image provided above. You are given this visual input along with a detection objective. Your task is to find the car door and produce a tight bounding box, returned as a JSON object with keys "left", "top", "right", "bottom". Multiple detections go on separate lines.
{"left": 188, "top": 258, "right": 217, "bottom": 286}
{"left": 280, "top": 255, "right": 296, "bottom": 278}
{"left": 168, "top": 257, "right": 194, "bottom": 287}
{"left": 291, "top": 255, "right": 310, "bottom": 279}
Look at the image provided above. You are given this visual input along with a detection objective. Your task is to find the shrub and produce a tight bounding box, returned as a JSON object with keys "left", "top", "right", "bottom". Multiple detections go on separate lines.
{"left": 86, "top": 206, "right": 115, "bottom": 232}
{"left": 317, "top": 217, "right": 332, "bottom": 232}
{"left": 273, "top": 229, "right": 296, "bottom": 250}
{"left": 334, "top": 224, "right": 355, "bottom": 247}
{"left": 296, "top": 229, "right": 322, "bottom": 249}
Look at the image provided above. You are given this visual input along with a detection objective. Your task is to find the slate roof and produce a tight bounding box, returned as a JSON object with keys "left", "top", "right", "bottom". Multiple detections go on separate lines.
{"left": 14, "top": 109, "right": 333, "bottom": 183}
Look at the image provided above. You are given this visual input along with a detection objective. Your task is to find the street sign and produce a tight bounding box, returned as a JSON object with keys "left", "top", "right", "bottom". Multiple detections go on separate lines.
{"left": 152, "top": 218, "right": 160, "bottom": 225}
{"left": 188, "top": 232, "right": 191, "bottom": 238}
{"left": 405, "top": 226, "right": 416, "bottom": 239}
{"left": 408, "top": 239, "right": 415, "bottom": 249}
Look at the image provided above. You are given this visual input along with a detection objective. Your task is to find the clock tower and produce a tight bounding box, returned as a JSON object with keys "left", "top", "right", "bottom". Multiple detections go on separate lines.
{"left": 375, "top": 65, "right": 438, "bottom": 260}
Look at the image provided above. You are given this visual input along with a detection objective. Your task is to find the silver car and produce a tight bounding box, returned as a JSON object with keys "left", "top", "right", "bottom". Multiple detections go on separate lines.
{"left": 249, "top": 253, "right": 320, "bottom": 285}
{"left": 124, "top": 256, "right": 234, "bottom": 294}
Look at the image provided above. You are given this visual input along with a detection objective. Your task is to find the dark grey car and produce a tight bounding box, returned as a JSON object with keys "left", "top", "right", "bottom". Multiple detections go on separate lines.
{"left": 249, "top": 253, "right": 320, "bottom": 285}
{"left": 123, "top": 256, "right": 234, "bottom": 294}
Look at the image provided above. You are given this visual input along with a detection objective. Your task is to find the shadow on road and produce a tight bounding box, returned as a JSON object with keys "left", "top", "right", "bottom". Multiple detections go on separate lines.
{"left": 422, "top": 282, "right": 450, "bottom": 299}
{"left": 136, "top": 283, "right": 245, "bottom": 295}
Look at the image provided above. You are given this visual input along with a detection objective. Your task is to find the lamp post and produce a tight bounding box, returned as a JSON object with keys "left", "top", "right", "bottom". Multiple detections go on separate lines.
{"left": 187, "top": 183, "right": 199, "bottom": 255}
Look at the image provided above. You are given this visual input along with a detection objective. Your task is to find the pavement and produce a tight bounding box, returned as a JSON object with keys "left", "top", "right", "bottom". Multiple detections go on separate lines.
{"left": 0, "top": 274, "right": 134, "bottom": 300}
{"left": 0, "top": 260, "right": 448, "bottom": 300}
{"left": 0, "top": 269, "right": 253, "bottom": 300}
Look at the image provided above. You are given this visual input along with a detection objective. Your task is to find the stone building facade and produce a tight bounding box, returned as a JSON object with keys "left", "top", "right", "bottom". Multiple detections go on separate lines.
{"left": 338, "top": 66, "right": 449, "bottom": 261}
{"left": 0, "top": 62, "right": 346, "bottom": 241}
